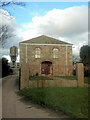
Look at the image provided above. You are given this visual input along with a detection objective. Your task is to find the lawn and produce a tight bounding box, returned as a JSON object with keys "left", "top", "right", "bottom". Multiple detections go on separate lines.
{"left": 55, "top": 76, "right": 77, "bottom": 80}
{"left": 29, "top": 76, "right": 52, "bottom": 80}
{"left": 18, "top": 87, "right": 88, "bottom": 118}
{"left": 56, "top": 76, "right": 89, "bottom": 84}
{"left": 29, "top": 76, "right": 89, "bottom": 84}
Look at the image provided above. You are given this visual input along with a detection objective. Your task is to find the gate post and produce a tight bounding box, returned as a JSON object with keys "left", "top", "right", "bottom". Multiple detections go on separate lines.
{"left": 76, "top": 63, "right": 84, "bottom": 87}
{"left": 20, "top": 63, "right": 29, "bottom": 89}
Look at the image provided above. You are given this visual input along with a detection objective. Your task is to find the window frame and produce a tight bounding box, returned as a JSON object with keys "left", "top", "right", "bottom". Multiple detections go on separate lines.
{"left": 35, "top": 47, "right": 41, "bottom": 58}
{"left": 53, "top": 48, "right": 59, "bottom": 59}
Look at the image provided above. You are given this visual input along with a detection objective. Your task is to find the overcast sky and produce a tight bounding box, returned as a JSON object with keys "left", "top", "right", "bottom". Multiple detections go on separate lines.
{"left": 0, "top": 2, "right": 88, "bottom": 62}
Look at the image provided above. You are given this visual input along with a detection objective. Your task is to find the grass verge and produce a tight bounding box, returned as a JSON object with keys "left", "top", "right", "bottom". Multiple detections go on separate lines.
{"left": 18, "top": 87, "right": 88, "bottom": 118}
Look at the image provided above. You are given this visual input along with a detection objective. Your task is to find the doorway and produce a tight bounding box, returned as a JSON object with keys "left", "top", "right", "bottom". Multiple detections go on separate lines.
{"left": 41, "top": 61, "right": 52, "bottom": 75}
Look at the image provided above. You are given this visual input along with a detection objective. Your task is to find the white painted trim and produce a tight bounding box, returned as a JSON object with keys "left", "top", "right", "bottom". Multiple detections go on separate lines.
{"left": 66, "top": 45, "right": 67, "bottom": 66}
{"left": 26, "top": 43, "right": 27, "bottom": 63}
{"left": 20, "top": 43, "right": 72, "bottom": 46}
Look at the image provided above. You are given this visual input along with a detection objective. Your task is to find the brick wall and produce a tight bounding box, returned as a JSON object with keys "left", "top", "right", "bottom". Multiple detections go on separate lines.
{"left": 29, "top": 79, "right": 77, "bottom": 88}
{"left": 20, "top": 44, "right": 73, "bottom": 77}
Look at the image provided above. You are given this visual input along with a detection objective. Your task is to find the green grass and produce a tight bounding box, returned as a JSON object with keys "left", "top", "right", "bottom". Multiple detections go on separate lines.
{"left": 56, "top": 76, "right": 89, "bottom": 84}
{"left": 29, "top": 76, "right": 52, "bottom": 81}
{"left": 18, "top": 87, "right": 88, "bottom": 118}
{"left": 55, "top": 76, "right": 77, "bottom": 80}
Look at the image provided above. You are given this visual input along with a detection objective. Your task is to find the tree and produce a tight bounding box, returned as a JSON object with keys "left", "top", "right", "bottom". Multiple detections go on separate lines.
{"left": 1, "top": 57, "right": 10, "bottom": 77}
{"left": 80, "top": 45, "right": 90, "bottom": 66}
{"left": 0, "top": 23, "right": 16, "bottom": 47}
{"left": 0, "top": 58, "right": 2, "bottom": 78}
{"left": 0, "top": 0, "right": 25, "bottom": 7}
{"left": 0, "top": 0, "right": 25, "bottom": 47}
{"left": 0, "top": 9, "right": 15, "bottom": 47}
{"left": 72, "top": 55, "right": 80, "bottom": 64}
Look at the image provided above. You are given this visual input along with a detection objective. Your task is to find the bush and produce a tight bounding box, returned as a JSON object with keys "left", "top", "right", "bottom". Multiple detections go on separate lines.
{"left": 1, "top": 57, "right": 10, "bottom": 77}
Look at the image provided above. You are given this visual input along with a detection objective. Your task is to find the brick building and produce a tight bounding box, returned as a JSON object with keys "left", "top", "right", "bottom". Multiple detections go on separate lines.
{"left": 19, "top": 35, "right": 73, "bottom": 88}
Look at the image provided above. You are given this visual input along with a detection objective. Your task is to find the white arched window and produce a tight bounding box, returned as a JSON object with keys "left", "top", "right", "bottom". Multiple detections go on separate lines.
{"left": 35, "top": 48, "right": 41, "bottom": 58}
{"left": 53, "top": 48, "right": 59, "bottom": 58}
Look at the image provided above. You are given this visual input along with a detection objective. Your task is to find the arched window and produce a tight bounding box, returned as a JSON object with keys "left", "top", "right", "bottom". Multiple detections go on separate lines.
{"left": 35, "top": 48, "right": 41, "bottom": 58}
{"left": 53, "top": 48, "right": 59, "bottom": 58}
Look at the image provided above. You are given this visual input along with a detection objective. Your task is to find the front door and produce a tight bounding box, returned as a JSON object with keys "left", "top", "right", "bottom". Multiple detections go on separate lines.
{"left": 41, "top": 61, "right": 52, "bottom": 75}
{"left": 41, "top": 64, "right": 50, "bottom": 75}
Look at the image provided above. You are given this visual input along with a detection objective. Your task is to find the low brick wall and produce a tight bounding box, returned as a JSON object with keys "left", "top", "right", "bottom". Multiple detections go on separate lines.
{"left": 29, "top": 79, "right": 77, "bottom": 88}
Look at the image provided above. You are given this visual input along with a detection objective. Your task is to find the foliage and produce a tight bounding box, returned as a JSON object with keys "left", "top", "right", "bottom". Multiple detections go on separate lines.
{"left": 72, "top": 55, "right": 80, "bottom": 64}
{"left": 0, "top": 58, "right": 2, "bottom": 78}
{"left": 18, "top": 87, "right": 88, "bottom": 118}
{"left": 29, "top": 76, "right": 52, "bottom": 81}
{"left": 0, "top": 24, "right": 16, "bottom": 47}
{"left": 1, "top": 57, "right": 10, "bottom": 77}
{"left": 0, "top": 0, "right": 25, "bottom": 47}
{"left": 80, "top": 45, "right": 90, "bottom": 66}
{"left": 0, "top": 0, "right": 25, "bottom": 7}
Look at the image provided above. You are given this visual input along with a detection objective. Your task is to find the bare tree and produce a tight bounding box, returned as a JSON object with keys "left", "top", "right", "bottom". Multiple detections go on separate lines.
{"left": 0, "top": 0, "right": 25, "bottom": 7}
{"left": 0, "top": 0, "right": 25, "bottom": 47}
{"left": 0, "top": 24, "right": 16, "bottom": 46}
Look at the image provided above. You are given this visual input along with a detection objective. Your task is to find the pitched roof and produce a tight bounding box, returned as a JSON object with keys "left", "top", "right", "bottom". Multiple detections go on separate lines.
{"left": 20, "top": 35, "right": 72, "bottom": 45}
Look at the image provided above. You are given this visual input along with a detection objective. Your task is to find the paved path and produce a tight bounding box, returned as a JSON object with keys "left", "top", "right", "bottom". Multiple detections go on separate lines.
{"left": 2, "top": 75, "right": 68, "bottom": 118}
